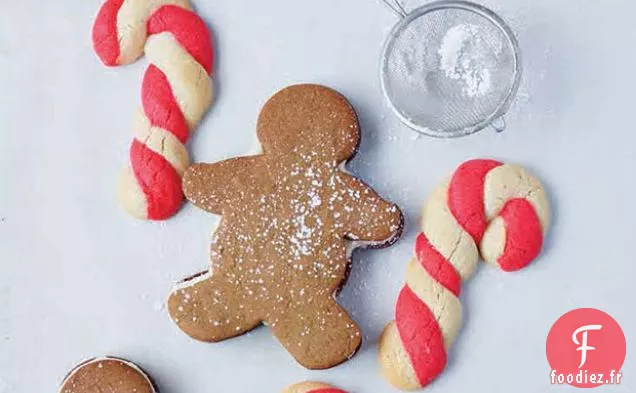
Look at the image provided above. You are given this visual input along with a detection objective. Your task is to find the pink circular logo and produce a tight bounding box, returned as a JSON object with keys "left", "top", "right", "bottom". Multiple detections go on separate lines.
{"left": 546, "top": 308, "right": 626, "bottom": 388}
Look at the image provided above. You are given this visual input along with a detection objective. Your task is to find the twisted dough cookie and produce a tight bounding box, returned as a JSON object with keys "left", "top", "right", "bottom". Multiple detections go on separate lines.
{"left": 379, "top": 159, "right": 550, "bottom": 390}
{"left": 283, "top": 382, "right": 347, "bottom": 393}
{"left": 93, "top": 0, "right": 214, "bottom": 220}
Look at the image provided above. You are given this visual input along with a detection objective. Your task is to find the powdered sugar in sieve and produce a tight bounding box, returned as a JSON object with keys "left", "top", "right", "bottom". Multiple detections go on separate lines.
{"left": 380, "top": 0, "right": 521, "bottom": 137}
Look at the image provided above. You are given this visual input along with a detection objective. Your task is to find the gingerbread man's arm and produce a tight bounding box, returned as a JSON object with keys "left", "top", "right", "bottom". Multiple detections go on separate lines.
{"left": 183, "top": 156, "right": 265, "bottom": 215}
{"left": 334, "top": 173, "right": 403, "bottom": 243}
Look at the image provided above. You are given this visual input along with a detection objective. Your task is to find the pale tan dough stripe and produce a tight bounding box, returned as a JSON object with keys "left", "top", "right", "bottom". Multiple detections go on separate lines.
{"left": 115, "top": 0, "right": 192, "bottom": 65}
{"left": 145, "top": 33, "right": 213, "bottom": 129}
{"left": 118, "top": 166, "right": 149, "bottom": 219}
{"left": 481, "top": 164, "right": 550, "bottom": 265}
{"left": 378, "top": 322, "right": 421, "bottom": 391}
{"left": 132, "top": 111, "right": 190, "bottom": 176}
{"left": 480, "top": 217, "right": 506, "bottom": 265}
{"left": 282, "top": 381, "right": 336, "bottom": 393}
{"left": 483, "top": 164, "right": 551, "bottom": 233}
{"left": 421, "top": 181, "right": 479, "bottom": 281}
{"left": 405, "top": 259, "right": 462, "bottom": 350}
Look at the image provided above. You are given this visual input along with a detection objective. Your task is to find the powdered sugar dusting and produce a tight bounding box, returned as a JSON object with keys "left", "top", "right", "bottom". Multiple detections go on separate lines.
{"left": 0, "top": 378, "right": 9, "bottom": 393}
{"left": 439, "top": 24, "right": 494, "bottom": 97}
{"left": 175, "top": 153, "right": 403, "bottom": 334}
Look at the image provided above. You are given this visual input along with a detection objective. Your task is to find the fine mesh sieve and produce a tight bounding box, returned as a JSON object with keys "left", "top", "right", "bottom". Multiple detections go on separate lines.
{"left": 380, "top": 0, "right": 521, "bottom": 137}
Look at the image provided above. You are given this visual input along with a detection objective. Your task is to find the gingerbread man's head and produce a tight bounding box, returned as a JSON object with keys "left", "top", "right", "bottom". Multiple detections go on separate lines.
{"left": 256, "top": 84, "right": 360, "bottom": 164}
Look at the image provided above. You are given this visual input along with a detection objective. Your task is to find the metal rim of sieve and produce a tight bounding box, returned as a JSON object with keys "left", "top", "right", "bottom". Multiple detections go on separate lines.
{"left": 380, "top": 0, "right": 522, "bottom": 138}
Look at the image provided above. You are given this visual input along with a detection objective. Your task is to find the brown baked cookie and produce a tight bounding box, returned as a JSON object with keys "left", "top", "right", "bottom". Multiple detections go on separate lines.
{"left": 283, "top": 381, "right": 348, "bottom": 393}
{"left": 168, "top": 84, "right": 403, "bottom": 369}
{"left": 59, "top": 357, "right": 156, "bottom": 393}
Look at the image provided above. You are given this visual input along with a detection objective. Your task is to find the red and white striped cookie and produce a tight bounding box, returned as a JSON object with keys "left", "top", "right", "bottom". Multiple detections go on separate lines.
{"left": 92, "top": 0, "right": 214, "bottom": 220}
{"left": 282, "top": 381, "right": 348, "bottom": 393}
{"left": 378, "top": 159, "right": 550, "bottom": 390}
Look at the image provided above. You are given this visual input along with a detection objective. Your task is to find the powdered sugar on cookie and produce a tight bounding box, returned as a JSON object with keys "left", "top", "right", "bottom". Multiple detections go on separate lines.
{"left": 168, "top": 84, "right": 403, "bottom": 370}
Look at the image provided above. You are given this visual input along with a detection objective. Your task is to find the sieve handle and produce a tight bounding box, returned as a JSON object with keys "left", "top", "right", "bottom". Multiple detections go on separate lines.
{"left": 491, "top": 116, "right": 507, "bottom": 133}
{"left": 380, "top": 0, "right": 408, "bottom": 18}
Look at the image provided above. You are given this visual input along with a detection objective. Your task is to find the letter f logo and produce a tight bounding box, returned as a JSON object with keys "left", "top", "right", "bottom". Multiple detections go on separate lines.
{"left": 572, "top": 325, "right": 603, "bottom": 368}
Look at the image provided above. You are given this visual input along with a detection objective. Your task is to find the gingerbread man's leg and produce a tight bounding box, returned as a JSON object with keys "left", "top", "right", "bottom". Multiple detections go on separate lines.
{"left": 168, "top": 273, "right": 261, "bottom": 342}
{"left": 270, "top": 295, "right": 361, "bottom": 369}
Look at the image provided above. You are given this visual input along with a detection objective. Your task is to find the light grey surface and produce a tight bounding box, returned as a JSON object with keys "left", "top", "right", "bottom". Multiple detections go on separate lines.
{"left": 0, "top": 0, "right": 634, "bottom": 392}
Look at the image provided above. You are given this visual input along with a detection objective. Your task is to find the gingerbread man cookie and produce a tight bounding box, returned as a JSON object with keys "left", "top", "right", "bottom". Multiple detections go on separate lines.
{"left": 283, "top": 381, "right": 347, "bottom": 393}
{"left": 378, "top": 159, "right": 550, "bottom": 390}
{"left": 59, "top": 357, "right": 156, "bottom": 393}
{"left": 168, "top": 84, "right": 403, "bottom": 369}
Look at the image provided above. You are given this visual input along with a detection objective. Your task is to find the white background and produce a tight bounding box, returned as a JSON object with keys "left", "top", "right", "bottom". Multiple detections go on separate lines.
{"left": 0, "top": 0, "right": 634, "bottom": 392}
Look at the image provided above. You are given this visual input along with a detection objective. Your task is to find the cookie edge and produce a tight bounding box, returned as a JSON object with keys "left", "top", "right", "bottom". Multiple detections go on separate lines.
{"left": 58, "top": 356, "right": 158, "bottom": 393}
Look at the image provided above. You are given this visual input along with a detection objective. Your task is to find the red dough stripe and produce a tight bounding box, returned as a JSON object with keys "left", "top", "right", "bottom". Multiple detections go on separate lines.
{"left": 395, "top": 285, "right": 447, "bottom": 387}
{"left": 92, "top": 0, "right": 124, "bottom": 66}
{"left": 447, "top": 159, "right": 503, "bottom": 242}
{"left": 147, "top": 5, "right": 214, "bottom": 73}
{"left": 497, "top": 199, "right": 544, "bottom": 272}
{"left": 142, "top": 65, "right": 190, "bottom": 143}
{"left": 415, "top": 233, "right": 461, "bottom": 297}
{"left": 130, "top": 140, "right": 183, "bottom": 220}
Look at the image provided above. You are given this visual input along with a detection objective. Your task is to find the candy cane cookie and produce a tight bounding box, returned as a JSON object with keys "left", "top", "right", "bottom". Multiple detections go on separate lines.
{"left": 282, "top": 381, "right": 347, "bottom": 393}
{"left": 59, "top": 357, "right": 157, "bottom": 393}
{"left": 378, "top": 159, "right": 550, "bottom": 390}
{"left": 92, "top": 0, "right": 214, "bottom": 220}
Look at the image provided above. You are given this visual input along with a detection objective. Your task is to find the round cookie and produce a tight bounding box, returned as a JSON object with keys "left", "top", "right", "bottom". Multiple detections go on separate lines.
{"left": 168, "top": 84, "right": 404, "bottom": 370}
{"left": 59, "top": 357, "right": 156, "bottom": 393}
{"left": 283, "top": 381, "right": 347, "bottom": 393}
{"left": 379, "top": 159, "right": 550, "bottom": 390}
